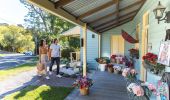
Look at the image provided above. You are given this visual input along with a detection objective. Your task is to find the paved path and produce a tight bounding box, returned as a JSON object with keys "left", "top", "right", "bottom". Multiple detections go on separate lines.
{"left": 0, "top": 69, "right": 38, "bottom": 98}
{"left": 66, "top": 71, "right": 129, "bottom": 100}
{"left": 0, "top": 65, "right": 73, "bottom": 99}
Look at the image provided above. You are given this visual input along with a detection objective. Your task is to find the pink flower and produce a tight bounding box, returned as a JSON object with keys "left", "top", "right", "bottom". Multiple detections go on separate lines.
{"left": 132, "top": 85, "right": 144, "bottom": 96}
{"left": 130, "top": 69, "right": 136, "bottom": 74}
{"left": 148, "top": 84, "right": 157, "bottom": 94}
{"left": 122, "top": 68, "right": 130, "bottom": 77}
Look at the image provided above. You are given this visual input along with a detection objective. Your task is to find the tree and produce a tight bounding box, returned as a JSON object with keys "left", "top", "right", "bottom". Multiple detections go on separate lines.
{"left": 0, "top": 25, "right": 35, "bottom": 52}
{"left": 68, "top": 37, "right": 80, "bottom": 50}
{"left": 20, "top": 0, "right": 75, "bottom": 54}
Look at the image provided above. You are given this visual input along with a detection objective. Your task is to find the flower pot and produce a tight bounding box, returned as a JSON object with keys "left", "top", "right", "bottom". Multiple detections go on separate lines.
{"left": 99, "top": 64, "right": 106, "bottom": 71}
{"left": 114, "top": 69, "right": 119, "bottom": 74}
{"left": 80, "top": 88, "right": 89, "bottom": 95}
{"left": 108, "top": 67, "right": 114, "bottom": 73}
{"left": 116, "top": 59, "right": 120, "bottom": 64}
{"left": 111, "top": 59, "right": 116, "bottom": 63}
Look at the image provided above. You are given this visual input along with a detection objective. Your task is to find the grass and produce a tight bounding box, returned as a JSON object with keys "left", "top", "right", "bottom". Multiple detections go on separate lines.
{"left": 0, "top": 54, "right": 6, "bottom": 57}
{"left": 4, "top": 85, "right": 73, "bottom": 100}
{"left": 0, "top": 63, "right": 36, "bottom": 81}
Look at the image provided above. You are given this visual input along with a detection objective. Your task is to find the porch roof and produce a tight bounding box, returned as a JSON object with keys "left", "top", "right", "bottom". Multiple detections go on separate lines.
{"left": 60, "top": 26, "right": 80, "bottom": 37}
{"left": 28, "top": 0, "right": 146, "bottom": 33}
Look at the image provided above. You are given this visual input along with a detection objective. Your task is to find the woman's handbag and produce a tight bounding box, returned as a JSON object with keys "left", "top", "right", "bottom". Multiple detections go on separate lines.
{"left": 37, "top": 62, "right": 46, "bottom": 75}
{"left": 37, "top": 62, "right": 45, "bottom": 71}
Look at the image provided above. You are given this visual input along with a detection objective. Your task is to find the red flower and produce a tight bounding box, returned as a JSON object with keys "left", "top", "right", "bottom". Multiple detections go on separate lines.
{"left": 142, "top": 56, "right": 147, "bottom": 60}
{"left": 111, "top": 55, "right": 117, "bottom": 59}
{"left": 143, "top": 53, "right": 158, "bottom": 65}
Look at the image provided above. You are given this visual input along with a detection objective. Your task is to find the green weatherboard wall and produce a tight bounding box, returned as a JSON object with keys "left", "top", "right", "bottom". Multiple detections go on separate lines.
{"left": 101, "top": 0, "right": 170, "bottom": 86}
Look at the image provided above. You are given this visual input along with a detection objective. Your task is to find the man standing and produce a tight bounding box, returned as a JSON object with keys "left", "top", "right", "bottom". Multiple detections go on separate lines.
{"left": 49, "top": 38, "right": 62, "bottom": 78}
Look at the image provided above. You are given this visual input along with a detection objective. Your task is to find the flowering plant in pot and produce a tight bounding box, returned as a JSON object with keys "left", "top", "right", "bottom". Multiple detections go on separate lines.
{"left": 95, "top": 57, "right": 110, "bottom": 71}
{"left": 127, "top": 82, "right": 157, "bottom": 100}
{"left": 72, "top": 76, "right": 93, "bottom": 95}
{"left": 128, "top": 48, "right": 139, "bottom": 59}
{"left": 105, "top": 63, "right": 114, "bottom": 73}
{"left": 122, "top": 68, "right": 137, "bottom": 81}
{"left": 142, "top": 53, "right": 165, "bottom": 75}
{"left": 110, "top": 54, "right": 117, "bottom": 63}
{"left": 141, "top": 82, "right": 157, "bottom": 98}
{"left": 113, "top": 65, "right": 121, "bottom": 74}
{"left": 142, "top": 53, "right": 158, "bottom": 66}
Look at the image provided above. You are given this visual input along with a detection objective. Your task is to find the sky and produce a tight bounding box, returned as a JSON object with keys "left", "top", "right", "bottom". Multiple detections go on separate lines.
{"left": 0, "top": 0, "right": 28, "bottom": 25}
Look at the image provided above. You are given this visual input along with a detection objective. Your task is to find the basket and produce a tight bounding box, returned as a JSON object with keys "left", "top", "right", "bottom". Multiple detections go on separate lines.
{"left": 108, "top": 67, "right": 114, "bottom": 73}
{"left": 37, "top": 62, "right": 46, "bottom": 75}
{"left": 37, "top": 62, "right": 45, "bottom": 71}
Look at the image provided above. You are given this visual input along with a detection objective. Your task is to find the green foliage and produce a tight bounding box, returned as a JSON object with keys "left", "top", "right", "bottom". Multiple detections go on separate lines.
{"left": 61, "top": 47, "right": 75, "bottom": 60}
{"left": 0, "top": 25, "right": 35, "bottom": 52}
{"left": 95, "top": 57, "right": 110, "bottom": 64}
{"left": 68, "top": 37, "right": 80, "bottom": 50}
{"left": 19, "top": 0, "right": 75, "bottom": 54}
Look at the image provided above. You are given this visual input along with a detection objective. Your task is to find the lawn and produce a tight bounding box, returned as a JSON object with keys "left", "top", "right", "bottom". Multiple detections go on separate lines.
{"left": 0, "top": 63, "right": 36, "bottom": 81}
{"left": 4, "top": 85, "right": 73, "bottom": 100}
{"left": 0, "top": 54, "right": 6, "bottom": 57}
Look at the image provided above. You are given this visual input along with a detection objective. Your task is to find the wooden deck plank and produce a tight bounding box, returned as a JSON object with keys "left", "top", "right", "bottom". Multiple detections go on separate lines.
{"left": 65, "top": 71, "right": 130, "bottom": 100}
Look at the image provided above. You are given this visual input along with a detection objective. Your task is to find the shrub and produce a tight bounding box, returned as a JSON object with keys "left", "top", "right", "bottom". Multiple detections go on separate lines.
{"left": 61, "top": 47, "right": 75, "bottom": 60}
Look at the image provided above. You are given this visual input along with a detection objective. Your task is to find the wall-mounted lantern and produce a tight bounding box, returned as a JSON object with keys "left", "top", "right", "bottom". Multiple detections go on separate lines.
{"left": 153, "top": 1, "right": 170, "bottom": 24}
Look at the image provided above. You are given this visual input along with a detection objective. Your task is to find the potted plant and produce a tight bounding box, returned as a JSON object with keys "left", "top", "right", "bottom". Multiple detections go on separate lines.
{"left": 106, "top": 63, "right": 114, "bottom": 73}
{"left": 142, "top": 52, "right": 165, "bottom": 75}
{"left": 122, "top": 68, "right": 137, "bottom": 81}
{"left": 110, "top": 55, "right": 117, "bottom": 63}
{"left": 129, "top": 48, "right": 139, "bottom": 59}
{"left": 72, "top": 76, "right": 93, "bottom": 95}
{"left": 113, "top": 65, "right": 121, "bottom": 74}
{"left": 95, "top": 57, "right": 109, "bottom": 71}
{"left": 127, "top": 82, "right": 157, "bottom": 100}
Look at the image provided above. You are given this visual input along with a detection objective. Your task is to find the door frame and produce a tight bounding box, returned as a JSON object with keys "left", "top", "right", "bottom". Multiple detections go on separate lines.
{"left": 141, "top": 11, "right": 149, "bottom": 81}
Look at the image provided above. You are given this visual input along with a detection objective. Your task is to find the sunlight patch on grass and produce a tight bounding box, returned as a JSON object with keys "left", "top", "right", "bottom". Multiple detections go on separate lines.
{"left": 0, "top": 63, "right": 36, "bottom": 81}
{"left": 0, "top": 54, "right": 6, "bottom": 57}
{"left": 4, "top": 85, "right": 73, "bottom": 100}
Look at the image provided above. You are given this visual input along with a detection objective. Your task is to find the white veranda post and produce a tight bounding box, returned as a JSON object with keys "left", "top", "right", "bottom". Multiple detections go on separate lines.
{"left": 83, "top": 23, "right": 87, "bottom": 77}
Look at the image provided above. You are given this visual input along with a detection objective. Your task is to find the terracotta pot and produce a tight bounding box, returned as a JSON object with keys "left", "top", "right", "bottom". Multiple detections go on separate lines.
{"left": 108, "top": 67, "right": 114, "bottom": 73}
{"left": 80, "top": 88, "right": 89, "bottom": 95}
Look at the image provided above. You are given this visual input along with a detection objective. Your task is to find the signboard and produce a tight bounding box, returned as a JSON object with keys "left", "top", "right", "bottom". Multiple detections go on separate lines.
{"left": 158, "top": 41, "right": 170, "bottom": 66}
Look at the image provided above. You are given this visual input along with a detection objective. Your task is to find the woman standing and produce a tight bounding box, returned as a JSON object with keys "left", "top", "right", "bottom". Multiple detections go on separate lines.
{"left": 39, "top": 39, "right": 50, "bottom": 79}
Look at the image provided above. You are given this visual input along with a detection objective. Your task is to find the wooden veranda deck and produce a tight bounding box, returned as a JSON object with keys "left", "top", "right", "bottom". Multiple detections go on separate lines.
{"left": 65, "top": 71, "right": 130, "bottom": 100}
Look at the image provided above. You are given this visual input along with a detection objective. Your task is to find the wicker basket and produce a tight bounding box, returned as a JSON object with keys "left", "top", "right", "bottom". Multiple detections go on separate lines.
{"left": 80, "top": 88, "right": 89, "bottom": 95}
{"left": 108, "top": 67, "right": 114, "bottom": 73}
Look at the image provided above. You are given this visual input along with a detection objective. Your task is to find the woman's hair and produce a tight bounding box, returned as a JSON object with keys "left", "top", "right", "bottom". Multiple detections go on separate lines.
{"left": 40, "top": 39, "right": 45, "bottom": 47}
{"left": 53, "top": 38, "right": 58, "bottom": 43}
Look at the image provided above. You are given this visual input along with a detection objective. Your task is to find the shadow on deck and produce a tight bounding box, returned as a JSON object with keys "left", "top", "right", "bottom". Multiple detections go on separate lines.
{"left": 66, "top": 71, "right": 130, "bottom": 100}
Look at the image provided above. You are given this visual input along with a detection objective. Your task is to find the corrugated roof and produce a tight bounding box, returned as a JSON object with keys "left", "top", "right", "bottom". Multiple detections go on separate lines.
{"left": 82, "top": 5, "right": 117, "bottom": 22}
{"left": 40, "top": 0, "right": 146, "bottom": 33}
{"left": 63, "top": 0, "right": 112, "bottom": 17}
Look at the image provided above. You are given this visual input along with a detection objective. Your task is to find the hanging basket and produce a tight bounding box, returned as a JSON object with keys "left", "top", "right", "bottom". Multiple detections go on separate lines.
{"left": 121, "top": 30, "right": 139, "bottom": 44}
